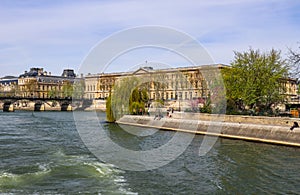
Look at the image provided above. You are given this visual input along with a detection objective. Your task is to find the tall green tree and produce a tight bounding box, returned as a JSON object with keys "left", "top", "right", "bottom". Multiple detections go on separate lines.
{"left": 109, "top": 76, "right": 139, "bottom": 120}
{"left": 62, "top": 81, "right": 73, "bottom": 98}
{"left": 223, "top": 48, "right": 289, "bottom": 114}
{"left": 106, "top": 76, "right": 149, "bottom": 121}
{"left": 24, "top": 79, "right": 37, "bottom": 97}
{"left": 48, "top": 88, "right": 59, "bottom": 98}
{"left": 128, "top": 87, "right": 148, "bottom": 114}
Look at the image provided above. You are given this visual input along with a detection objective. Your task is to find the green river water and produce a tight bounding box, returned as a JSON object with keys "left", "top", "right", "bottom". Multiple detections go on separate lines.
{"left": 0, "top": 111, "right": 299, "bottom": 194}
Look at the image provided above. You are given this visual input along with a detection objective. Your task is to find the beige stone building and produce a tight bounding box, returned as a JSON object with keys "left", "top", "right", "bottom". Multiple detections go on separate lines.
{"left": 282, "top": 78, "right": 298, "bottom": 104}
{"left": 84, "top": 64, "right": 228, "bottom": 101}
{"left": 84, "top": 73, "right": 99, "bottom": 99}
{"left": 18, "top": 68, "right": 78, "bottom": 98}
{"left": 0, "top": 76, "right": 18, "bottom": 97}
{"left": 83, "top": 64, "right": 300, "bottom": 110}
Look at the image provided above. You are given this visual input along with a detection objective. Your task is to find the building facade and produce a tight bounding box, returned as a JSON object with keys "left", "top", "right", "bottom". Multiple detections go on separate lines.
{"left": 18, "top": 68, "right": 78, "bottom": 98}
{"left": 282, "top": 78, "right": 298, "bottom": 104}
{"left": 83, "top": 64, "right": 300, "bottom": 110}
{"left": 0, "top": 76, "right": 18, "bottom": 97}
{"left": 84, "top": 73, "right": 100, "bottom": 99}
{"left": 84, "top": 64, "right": 227, "bottom": 101}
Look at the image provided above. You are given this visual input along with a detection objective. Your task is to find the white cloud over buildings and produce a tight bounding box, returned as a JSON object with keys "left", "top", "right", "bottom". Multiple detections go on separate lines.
{"left": 0, "top": 0, "right": 299, "bottom": 76}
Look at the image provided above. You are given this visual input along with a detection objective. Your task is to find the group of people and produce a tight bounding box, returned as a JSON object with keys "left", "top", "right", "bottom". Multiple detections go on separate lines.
{"left": 153, "top": 107, "right": 175, "bottom": 120}
{"left": 166, "top": 108, "right": 174, "bottom": 118}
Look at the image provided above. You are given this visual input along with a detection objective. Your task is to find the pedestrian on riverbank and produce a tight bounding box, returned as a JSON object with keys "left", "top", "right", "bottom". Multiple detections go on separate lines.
{"left": 290, "top": 122, "right": 299, "bottom": 130}
{"left": 139, "top": 108, "right": 143, "bottom": 115}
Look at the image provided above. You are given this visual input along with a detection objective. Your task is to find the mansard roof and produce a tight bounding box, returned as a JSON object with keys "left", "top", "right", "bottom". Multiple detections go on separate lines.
{"left": 0, "top": 76, "right": 18, "bottom": 80}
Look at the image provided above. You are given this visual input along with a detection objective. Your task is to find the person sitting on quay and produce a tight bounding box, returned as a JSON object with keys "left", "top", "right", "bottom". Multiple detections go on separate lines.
{"left": 138, "top": 108, "right": 143, "bottom": 115}
{"left": 290, "top": 122, "right": 299, "bottom": 130}
{"left": 167, "top": 112, "right": 172, "bottom": 118}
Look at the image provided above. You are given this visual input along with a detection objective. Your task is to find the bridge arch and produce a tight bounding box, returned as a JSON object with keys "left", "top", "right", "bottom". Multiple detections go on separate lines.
{"left": 0, "top": 97, "right": 91, "bottom": 111}
{"left": 60, "top": 101, "right": 72, "bottom": 111}
{"left": 34, "top": 101, "right": 45, "bottom": 111}
{"left": 3, "top": 102, "right": 14, "bottom": 112}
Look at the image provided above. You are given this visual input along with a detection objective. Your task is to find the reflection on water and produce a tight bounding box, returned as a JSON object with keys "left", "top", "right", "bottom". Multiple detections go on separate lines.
{"left": 0, "top": 111, "right": 300, "bottom": 194}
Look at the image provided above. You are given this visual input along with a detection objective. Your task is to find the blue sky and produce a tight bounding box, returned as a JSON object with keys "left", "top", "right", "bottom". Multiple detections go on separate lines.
{"left": 0, "top": 0, "right": 300, "bottom": 77}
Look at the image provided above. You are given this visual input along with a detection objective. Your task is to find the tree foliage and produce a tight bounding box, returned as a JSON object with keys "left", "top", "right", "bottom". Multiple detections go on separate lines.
{"left": 106, "top": 76, "right": 149, "bottom": 121}
{"left": 223, "top": 48, "right": 288, "bottom": 114}
{"left": 288, "top": 44, "right": 300, "bottom": 78}
{"left": 129, "top": 88, "right": 148, "bottom": 114}
{"left": 48, "top": 88, "right": 59, "bottom": 98}
{"left": 62, "top": 81, "right": 73, "bottom": 98}
{"left": 24, "top": 79, "right": 37, "bottom": 97}
{"left": 106, "top": 94, "right": 115, "bottom": 122}
{"left": 73, "top": 79, "right": 85, "bottom": 99}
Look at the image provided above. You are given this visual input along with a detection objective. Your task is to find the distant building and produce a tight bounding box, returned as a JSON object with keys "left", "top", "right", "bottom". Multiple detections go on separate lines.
{"left": 61, "top": 69, "right": 76, "bottom": 78}
{"left": 83, "top": 64, "right": 299, "bottom": 110}
{"left": 0, "top": 76, "right": 18, "bottom": 97}
{"left": 281, "top": 77, "right": 299, "bottom": 104}
{"left": 84, "top": 73, "right": 100, "bottom": 100}
{"left": 18, "top": 68, "right": 79, "bottom": 98}
{"left": 84, "top": 64, "right": 227, "bottom": 100}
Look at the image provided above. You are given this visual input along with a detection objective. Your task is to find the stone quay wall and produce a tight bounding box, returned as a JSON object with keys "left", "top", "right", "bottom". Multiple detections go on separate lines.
{"left": 170, "top": 112, "right": 300, "bottom": 126}
{"left": 117, "top": 114, "right": 300, "bottom": 147}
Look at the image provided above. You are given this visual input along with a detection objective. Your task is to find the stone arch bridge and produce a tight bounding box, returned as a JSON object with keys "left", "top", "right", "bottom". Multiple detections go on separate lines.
{"left": 0, "top": 97, "right": 92, "bottom": 112}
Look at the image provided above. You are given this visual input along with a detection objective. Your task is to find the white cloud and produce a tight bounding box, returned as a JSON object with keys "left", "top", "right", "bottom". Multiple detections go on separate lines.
{"left": 0, "top": 0, "right": 299, "bottom": 76}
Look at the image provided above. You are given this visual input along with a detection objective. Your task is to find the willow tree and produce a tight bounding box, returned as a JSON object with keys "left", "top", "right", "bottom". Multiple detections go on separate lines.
{"left": 129, "top": 87, "right": 149, "bottom": 114}
{"left": 151, "top": 71, "right": 168, "bottom": 100}
{"left": 223, "top": 48, "right": 289, "bottom": 114}
{"left": 106, "top": 94, "right": 115, "bottom": 122}
{"left": 106, "top": 76, "right": 149, "bottom": 121}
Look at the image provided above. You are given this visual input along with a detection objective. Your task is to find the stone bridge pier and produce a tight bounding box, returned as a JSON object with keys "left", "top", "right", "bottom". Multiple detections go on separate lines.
{"left": 3, "top": 102, "right": 14, "bottom": 112}
{"left": 34, "top": 102, "right": 45, "bottom": 111}
{"left": 61, "top": 102, "right": 72, "bottom": 111}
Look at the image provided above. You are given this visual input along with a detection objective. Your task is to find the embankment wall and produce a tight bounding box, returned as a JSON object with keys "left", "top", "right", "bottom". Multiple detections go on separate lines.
{"left": 170, "top": 112, "right": 300, "bottom": 126}
{"left": 117, "top": 115, "right": 300, "bottom": 147}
